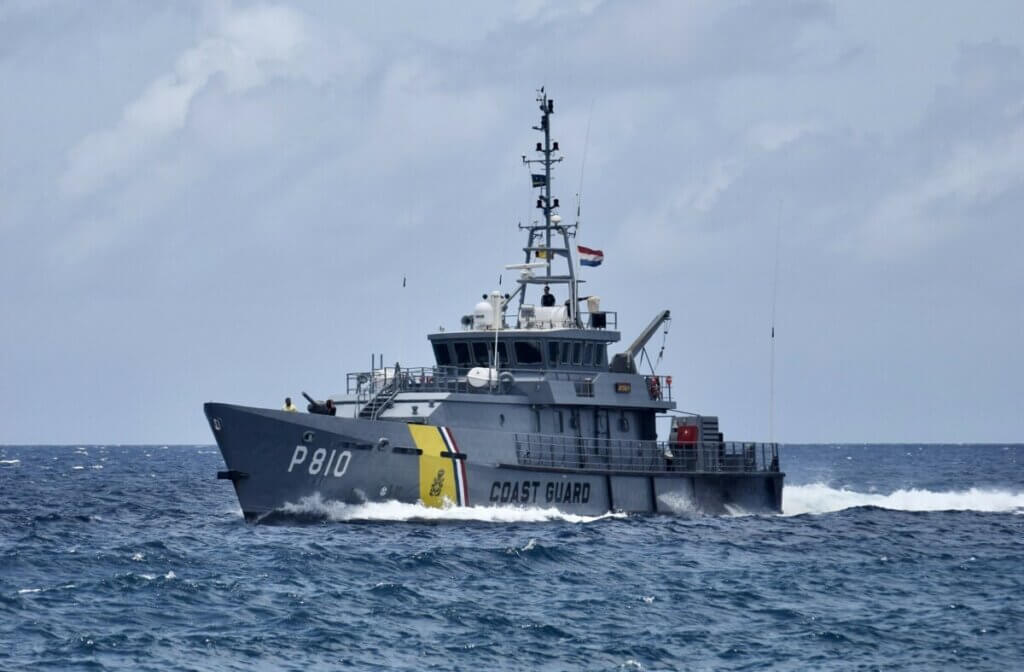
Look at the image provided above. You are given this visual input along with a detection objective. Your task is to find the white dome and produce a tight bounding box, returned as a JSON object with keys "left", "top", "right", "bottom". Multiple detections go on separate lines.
{"left": 473, "top": 300, "right": 494, "bottom": 329}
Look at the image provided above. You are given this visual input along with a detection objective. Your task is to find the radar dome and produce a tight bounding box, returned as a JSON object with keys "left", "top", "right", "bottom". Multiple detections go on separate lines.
{"left": 472, "top": 300, "right": 494, "bottom": 329}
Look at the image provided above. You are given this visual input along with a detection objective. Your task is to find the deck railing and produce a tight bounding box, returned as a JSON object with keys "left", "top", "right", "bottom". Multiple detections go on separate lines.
{"left": 513, "top": 433, "right": 779, "bottom": 474}
{"left": 345, "top": 366, "right": 674, "bottom": 400}
{"left": 348, "top": 366, "right": 464, "bottom": 396}
{"left": 461, "top": 311, "right": 620, "bottom": 331}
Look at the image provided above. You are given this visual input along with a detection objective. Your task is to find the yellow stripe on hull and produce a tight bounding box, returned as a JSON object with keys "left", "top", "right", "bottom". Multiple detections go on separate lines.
{"left": 408, "top": 424, "right": 456, "bottom": 508}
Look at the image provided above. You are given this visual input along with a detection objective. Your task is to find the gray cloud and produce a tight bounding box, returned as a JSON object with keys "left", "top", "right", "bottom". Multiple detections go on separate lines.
{"left": 60, "top": 4, "right": 329, "bottom": 197}
{"left": 1, "top": 1, "right": 1022, "bottom": 443}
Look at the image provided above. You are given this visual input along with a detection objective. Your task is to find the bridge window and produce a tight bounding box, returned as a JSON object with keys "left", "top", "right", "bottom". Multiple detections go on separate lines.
{"left": 572, "top": 341, "right": 582, "bottom": 365}
{"left": 454, "top": 342, "right": 471, "bottom": 366}
{"left": 496, "top": 342, "right": 509, "bottom": 366}
{"left": 433, "top": 343, "right": 452, "bottom": 366}
{"left": 560, "top": 341, "right": 571, "bottom": 364}
{"left": 583, "top": 343, "right": 594, "bottom": 366}
{"left": 473, "top": 342, "right": 490, "bottom": 366}
{"left": 514, "top": 340, "right": 543, "bottom": 365}
{"left": 575, "top": 378, "right": 594, "bottom": 397}
{"left": 595, "top": 346, "right": 606, "bottom": 367}
{"left": 548, "top": 341, "right": 559, "bottom": 367}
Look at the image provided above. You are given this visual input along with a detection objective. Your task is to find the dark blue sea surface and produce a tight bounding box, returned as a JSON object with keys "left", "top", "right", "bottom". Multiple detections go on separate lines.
{"left": 1, "top": 444, "right": 1022, "bottom": 671}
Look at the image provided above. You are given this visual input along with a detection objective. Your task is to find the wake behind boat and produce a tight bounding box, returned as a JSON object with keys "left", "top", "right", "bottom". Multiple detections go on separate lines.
{"left": 205, "top": 89, "right": 783, "bottom": 521}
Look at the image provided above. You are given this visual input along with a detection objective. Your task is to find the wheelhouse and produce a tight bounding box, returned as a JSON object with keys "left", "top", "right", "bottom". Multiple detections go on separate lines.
{"left": 427, "top": 329, "right": 619, "bottom": 373}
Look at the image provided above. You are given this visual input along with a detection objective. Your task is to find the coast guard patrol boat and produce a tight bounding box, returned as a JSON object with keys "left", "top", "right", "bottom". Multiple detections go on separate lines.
{"left": 205, "top": 90, "right": 783, "bottom": 521}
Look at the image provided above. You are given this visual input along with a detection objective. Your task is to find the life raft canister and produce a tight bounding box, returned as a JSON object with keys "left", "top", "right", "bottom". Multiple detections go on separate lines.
{"left": 676, "top": 424, "right": 698, "bottom": 443}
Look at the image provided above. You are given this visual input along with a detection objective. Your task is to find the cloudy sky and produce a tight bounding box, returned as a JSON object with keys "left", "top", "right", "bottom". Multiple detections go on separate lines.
{"left": 2, "top": 0, "right": 1022, "bottom": 444}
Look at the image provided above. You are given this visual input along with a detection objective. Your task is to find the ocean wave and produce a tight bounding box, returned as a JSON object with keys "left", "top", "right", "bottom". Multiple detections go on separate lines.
{"left": 278, "top": 493, "right": 626, "bottom": 524}
{"left": 784, "top": 483, "right": 1024, "bottom": 515}
{"left": 0, "top": 459, "right": 20, "bottom": 465}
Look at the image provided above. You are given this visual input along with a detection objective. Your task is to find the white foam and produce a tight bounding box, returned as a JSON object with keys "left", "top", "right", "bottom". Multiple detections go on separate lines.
{"left": 784, "top": 483, "right": 1024, "bottom": 515}
{"left": 164, "top": 571, "right": 176, "bottom": 580}
{"left": 279, "top": 493, "right": 626, "bottom": 524}
{"left": 723, "top": 503, "right": 753, "bottom": 517}
{"left": 131, "top": 553, "right": 144, "bottom": 561}
{"left": 139, "top": 574, "right": 156, "bottom": 581}
{"left": 71, "top": 466, "right": 84, "bottom": 470}
{"left": 18, "top": 588, "right": 41, "bottom": 594}
{"left": 0, "top": 459, "right": 20, "bottom": 465}
{"left": 656, "top": 491, "right": 698, "bottom": 515}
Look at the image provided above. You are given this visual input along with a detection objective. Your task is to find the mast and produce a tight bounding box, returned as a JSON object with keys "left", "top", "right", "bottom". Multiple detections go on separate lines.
{"left": 542, "top": 91, "right": 553, "bottom": 277}
{"left": 521, "top": 88, "right": 578, "bottom": 319}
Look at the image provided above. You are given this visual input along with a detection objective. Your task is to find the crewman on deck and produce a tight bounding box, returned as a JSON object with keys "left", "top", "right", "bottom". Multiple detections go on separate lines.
{"left": 283, "top": 397, "right": 298, "bottom": 412}
{"left": 648, "top": 376, "right": 661, "bottom": 400}
{"left": 541, "top": 285, "right": 556, "bottom": 307}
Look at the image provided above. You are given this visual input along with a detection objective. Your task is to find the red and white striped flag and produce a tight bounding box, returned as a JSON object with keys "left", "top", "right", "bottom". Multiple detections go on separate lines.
{"left": 577, "top": 245, "right": 604, "bottom": 267}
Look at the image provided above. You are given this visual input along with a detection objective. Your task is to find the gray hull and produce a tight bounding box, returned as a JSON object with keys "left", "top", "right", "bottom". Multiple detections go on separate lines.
{"left": 205, "top": 403, "right": 783, "bottom": 521}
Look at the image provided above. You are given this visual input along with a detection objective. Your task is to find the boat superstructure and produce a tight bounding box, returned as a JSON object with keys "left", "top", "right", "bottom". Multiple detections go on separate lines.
{"left": 205, "top": 89, "right": 783, "bottom": 520}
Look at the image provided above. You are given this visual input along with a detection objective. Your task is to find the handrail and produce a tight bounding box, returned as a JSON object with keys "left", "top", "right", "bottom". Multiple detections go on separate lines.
{"left": 346, "top": 366, "right": 674, "bottom": 402}
{"left": 368, "top": 379, "right": 400, "bottom": 421}
{"left": 345, "top": 365, "right": 672, "bottom": 398}
{"left": 457, "top": 311, "right": 619, "bottom": 331}
{"left": 513, "top": 433, "right": 779, "bottom": 474}
{"left": 578, "top": 311, "right": 617, "bottom": 330}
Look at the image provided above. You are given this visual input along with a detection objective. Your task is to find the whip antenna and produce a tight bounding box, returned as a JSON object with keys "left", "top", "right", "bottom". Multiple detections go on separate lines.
{"left": 575, "top": 98, "right": 595, "bottom": 232}
{"left": 574, "top": 99, "right": 595, "bottom": 311}
{"left": 769, "top": 216, "right": 782, "bottom": 444}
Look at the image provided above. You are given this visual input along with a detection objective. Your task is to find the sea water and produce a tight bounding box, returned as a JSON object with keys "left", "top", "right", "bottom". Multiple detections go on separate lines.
{"left": 1, "top": 444, "right": 1021, "bottom": 670}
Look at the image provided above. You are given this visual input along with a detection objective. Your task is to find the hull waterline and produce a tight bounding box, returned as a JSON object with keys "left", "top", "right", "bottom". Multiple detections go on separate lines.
{"left": 206, "top": 403, "right": 783, "bottom": 521}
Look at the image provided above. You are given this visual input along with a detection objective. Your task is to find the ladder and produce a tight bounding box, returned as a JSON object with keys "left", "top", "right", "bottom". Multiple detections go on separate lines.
{"left": 358, "top": 382, "right": 398, "bottom": 420}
